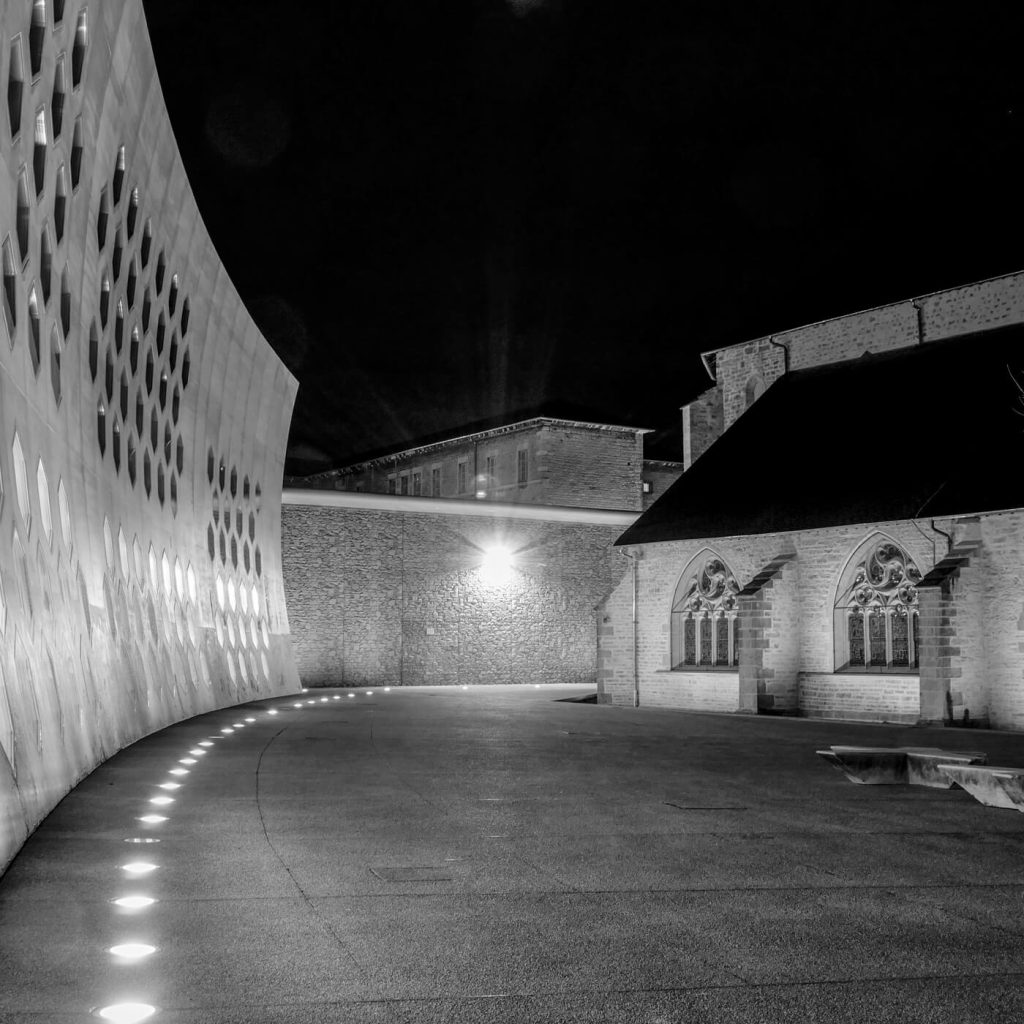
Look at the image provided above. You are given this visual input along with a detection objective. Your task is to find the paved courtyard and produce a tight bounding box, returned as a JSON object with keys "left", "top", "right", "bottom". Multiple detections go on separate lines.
{"left": 2, "top": 684, "right": 1024, "bottom": 1022}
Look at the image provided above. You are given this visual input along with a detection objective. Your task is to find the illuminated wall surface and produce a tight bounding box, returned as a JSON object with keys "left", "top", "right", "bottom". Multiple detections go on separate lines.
{"left": 282, "top": 492, "right": 635, "bottom": 688}
{"left": 0, "top": 0, "right": 299, "bottom": 873}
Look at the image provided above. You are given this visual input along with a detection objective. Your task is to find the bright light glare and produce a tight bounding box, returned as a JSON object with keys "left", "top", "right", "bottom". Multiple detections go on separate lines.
{"left": 480, "top": 544, "right": 514, "bottom": 585}
{"left": 302, "top": 688, "right": 308, "bottom": 692}
{"left": 168, "top": 768, "right": 188, "bottom": 776}
{"left": 109, "top": 943, "right": 156, "bottom": 960}
{"left": 112, "top": 896, "right": 156, "bottom": 909}
{"left": 149, "top": 796, "right": 174, "bottom": 806}
{"left": 97, "top": 1004, "right": 156, "bottom": 1023}
{"left": 121, "top": 862, "right": 157, "bottom": 876}
{"left": 137, "top": 815, "right": 167, "bottom": 824}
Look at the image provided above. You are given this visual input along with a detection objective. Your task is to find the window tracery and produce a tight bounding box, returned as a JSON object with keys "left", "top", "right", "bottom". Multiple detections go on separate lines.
{"left": 834, "top": 538, "right": 921, "bottom": 672}
{"left": 670, "top": 553, "right": 740, "bottom": 670}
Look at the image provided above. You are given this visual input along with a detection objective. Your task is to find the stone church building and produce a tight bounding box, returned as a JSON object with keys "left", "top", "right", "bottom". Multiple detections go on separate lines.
{"left": 598, "top": 271, "right": 1024, "bottom": 730}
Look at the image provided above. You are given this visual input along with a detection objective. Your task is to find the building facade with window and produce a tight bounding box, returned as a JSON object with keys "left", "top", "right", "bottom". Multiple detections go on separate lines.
{"left": 599, "top": 270, "right": 1024, "bottom": 730}
{"left": 293, "top": 412, "right": 683, "bottom": 513}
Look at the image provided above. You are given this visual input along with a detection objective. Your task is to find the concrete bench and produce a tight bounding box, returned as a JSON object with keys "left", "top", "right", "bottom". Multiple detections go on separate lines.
{"left": 816, "top": 746, "right": 987, "bottom": 788}
{"left": 936, "top": 764, "right": 1024, "bottom": 811}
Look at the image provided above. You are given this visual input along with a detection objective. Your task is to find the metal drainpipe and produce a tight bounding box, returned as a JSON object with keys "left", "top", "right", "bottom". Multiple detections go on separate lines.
{"left": 911, "top": 297, "right": 925, "bottom": 344}
{"left": 768, "top": 334, "right": 790, "bottom": 373}
{"left": 619, "top": 549, "right": 640, "bottom": 707}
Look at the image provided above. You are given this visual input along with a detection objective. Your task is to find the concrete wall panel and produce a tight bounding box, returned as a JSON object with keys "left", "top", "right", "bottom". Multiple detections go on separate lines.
{"left": 0, "top": 0, "right": 299, "bottom": 873}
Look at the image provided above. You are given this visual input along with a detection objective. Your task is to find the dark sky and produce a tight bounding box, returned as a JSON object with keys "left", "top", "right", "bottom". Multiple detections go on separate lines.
{"left": 144, "top": 0, "right": 1024, "bottom": 472}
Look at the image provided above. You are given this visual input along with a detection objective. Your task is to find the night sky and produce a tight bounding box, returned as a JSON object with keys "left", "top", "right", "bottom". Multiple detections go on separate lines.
{"left": 143, "top": 1, "right": 1024, "bottom": 473}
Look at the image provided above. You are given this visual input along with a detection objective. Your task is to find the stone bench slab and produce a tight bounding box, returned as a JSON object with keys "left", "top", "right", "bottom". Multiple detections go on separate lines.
{"left": 937, "top": 764, "right": 1024, "bottom": 810}
{"left": 816, "top": 746, "right": 987, "bottom": 787}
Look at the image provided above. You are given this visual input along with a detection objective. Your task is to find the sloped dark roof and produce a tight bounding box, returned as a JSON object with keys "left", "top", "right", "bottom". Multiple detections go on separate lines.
{"left": 617, "top": 326, "right": 1024, "bottom": 546}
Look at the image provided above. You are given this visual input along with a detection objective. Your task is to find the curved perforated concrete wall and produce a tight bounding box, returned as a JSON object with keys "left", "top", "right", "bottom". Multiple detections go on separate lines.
{"left": 0, "top": 0, "right": 299, "bottom": 872}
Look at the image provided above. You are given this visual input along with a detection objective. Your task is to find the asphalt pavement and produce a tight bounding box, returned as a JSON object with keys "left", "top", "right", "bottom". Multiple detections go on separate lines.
{"left": 2, "top": 684, "right": 1024, "bottom": 1023}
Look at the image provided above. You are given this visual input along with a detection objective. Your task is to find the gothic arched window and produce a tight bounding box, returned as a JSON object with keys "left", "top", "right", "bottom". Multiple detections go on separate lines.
{"left": 670, "top": 553, "right": 740, "bottom": 670}
{"left": 834, "top": 537, "right": 921, "bottom": 672}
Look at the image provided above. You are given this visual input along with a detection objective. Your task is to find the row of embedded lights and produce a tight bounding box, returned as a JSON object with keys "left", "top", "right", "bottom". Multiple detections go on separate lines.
{"left": 93, "top": 687, "right": 376, "bottom": 1023}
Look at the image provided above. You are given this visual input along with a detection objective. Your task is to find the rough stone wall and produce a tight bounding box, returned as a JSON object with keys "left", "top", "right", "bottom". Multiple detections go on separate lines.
{"left": 535, "top": 425, "right": 643, "bottom": 510}
{"left": 797, "top": 674, "right": 921, "bottom": 724}
{"left": 0, "top": 0, "right": 299, "bottom": 874}
{"left": 599, "top": 521, "right": 943, "bottom": 722}
{"left": 596, "top": 568, "right": 634, "bottom": 704}
{"left": 713, "top": 271, "right": 1024, "bottom": 432}
{"left": 738, "top": 555, "right": 800, "bottom": 714}
{"left": 281, "top": 497, "right": 631, "bottom": 688}
{"left": 680, "top": 385, "right": 724, "bottom": 468}
{"left": 641, "top": 462, "right": 683, "bottom": 509}
{"left": 313, "top": 422, "right": 646, "bottom": 511}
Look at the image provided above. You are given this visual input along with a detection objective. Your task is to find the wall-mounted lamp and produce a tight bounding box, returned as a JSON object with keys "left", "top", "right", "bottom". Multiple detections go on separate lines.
{"left": 479, "top": 543, "right": 514, "bottom": 585}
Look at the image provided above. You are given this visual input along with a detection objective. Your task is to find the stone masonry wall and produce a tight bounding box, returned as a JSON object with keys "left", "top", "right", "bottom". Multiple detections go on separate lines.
{"left": 681, "top": 385, "right": 724, "bottom": 469}
{"left": 536, "top": 426, "right": 643, "bottom": 511}
{"left": 713, "top": 272, "right": 1024, "bottom": 432}
{"left": 282, "top": 497, "right": 631, "bottom": 688}
{"left": 599, "top": 520, "right": 948, "bottom": 722}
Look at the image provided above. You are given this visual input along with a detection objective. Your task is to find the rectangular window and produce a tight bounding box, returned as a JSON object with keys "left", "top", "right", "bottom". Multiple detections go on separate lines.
{"left": 642, "top": 480, "right": 653, "bottom": 494}
{"left": 457, "top": 461, "right": 467, "bottom": 494}
{"left": 387, "top": 476, "right": 396, "bottom": 494}
{"left": 431, "top": 467, "right": 440, "bottom": 496}
{"left": 517, "top": 448, "right": 528, "bottom": 485}
{"left": 485, "top": 455, "right": 495, "bottom": 480}
{"left": 412, "top": 471, "right": 421, "bottom": 496}
{"left": 399, "top": 474, "right": 409, "bottom": 495}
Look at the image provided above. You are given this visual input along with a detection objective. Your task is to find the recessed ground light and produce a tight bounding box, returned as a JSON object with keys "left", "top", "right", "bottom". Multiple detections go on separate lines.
{"left": 198, "top": 741, "right": 213, "bottom": 747}
{"left": 179, "top": 758, "right": 197, "bottom": 766}
{"left": 121, "top": 862, "right": 157, "bottom": 876}
{"left": 137, "top": 815, "right": 167, "bottom": 824}
{"left": 168, "top": 768, "right": 188, "bottom": 776}
{"left": 293, "top": 702, "right": 303, "bottom": 708}
{"left": 123, "top": 838, "right": 160, "bottom": 844}
{"left": 157, "top": 782, "right": 180, "bottom": 791}
{"left": 109, "top": 943, "right": 156, "bottom": 960}
{"left": 302, "top": 688, "right": 308, "bottom": 693}
{"left": 384, "top": 688, "right": 391, "bottom": 692}
{"left": 320, "top": 697, "right": 328, "bottom": 703}
{"left": 95, "top": 1004, "right": 156, "bottom": 1023}
{"left": 111, "top": 896, "right": 156, "bottom": 909}
{"left": 535, "top": 684, "right": 541, "bottom": 688}
{"left": 348, "top": 694, "right": 355, "bottom": 699}
{"left": 149, "top": 797, "right": 173, "bottom": 806}
{"left": 306, "top": 700, "right": 315, "bottom": 705}
{"left": 462, "top": 686, "right": 468, "bottom": 690}
{"left": 220, "top": 728, "right": 233, "bottom": 734}
{"left": 232, "top": 722, "right": 244, "bottom": 727}
{"left": 366, "top": 691, "right": 373, "bottom": 696}
{"left": 267, "top": 709, "right": 278, "bottom": 715}
{"left": 245, "top": 717, "right": 256, "bottom": 722}
{"left": 333, "top": 696, "right": 341, "bottom": 700}
{"left": 188, "top": 748, "right": 206, "bottom": 756}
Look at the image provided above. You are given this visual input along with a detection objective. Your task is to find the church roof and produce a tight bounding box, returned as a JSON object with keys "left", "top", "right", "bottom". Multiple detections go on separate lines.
{"left": 616, "top": 325, "right": 1024, "bottom": 546}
